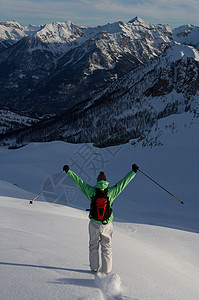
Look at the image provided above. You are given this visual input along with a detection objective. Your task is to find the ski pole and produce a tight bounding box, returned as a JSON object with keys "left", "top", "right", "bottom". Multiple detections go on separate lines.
{"left": 29, "top": 170, "right": 64, "bottom": 204}
{"left": 138, "top": 169, "right": 184, "bottom": 205}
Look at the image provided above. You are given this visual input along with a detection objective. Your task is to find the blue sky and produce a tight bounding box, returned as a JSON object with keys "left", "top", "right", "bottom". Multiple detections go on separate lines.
{"left": 1, "top": 0, "right": 199, "bottom": 28}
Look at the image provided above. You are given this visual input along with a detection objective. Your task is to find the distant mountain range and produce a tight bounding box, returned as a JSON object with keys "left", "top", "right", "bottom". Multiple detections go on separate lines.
{"left": 0, "top": 17, "right": 175, "bottom": 113}
{"left": 0, "top": 18, "right": 199, "bottom": 147}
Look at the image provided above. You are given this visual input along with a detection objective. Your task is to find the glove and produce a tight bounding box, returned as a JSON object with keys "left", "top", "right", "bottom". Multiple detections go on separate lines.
{"left": 132, "top": 164, "right": 139, "bottom": 173}
{"left": 63, "top": 165, "right": 69, "bottom": 173}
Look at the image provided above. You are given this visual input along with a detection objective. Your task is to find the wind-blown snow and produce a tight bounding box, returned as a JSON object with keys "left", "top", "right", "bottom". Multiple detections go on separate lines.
{"left": 0, "top": 117, "right": 199, "bottom": 299}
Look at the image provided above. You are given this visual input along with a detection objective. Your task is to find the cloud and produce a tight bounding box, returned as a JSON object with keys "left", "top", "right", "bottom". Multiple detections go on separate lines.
{"left": 87, "top": 0, "right": 199, "bottom": 25}
{"left": 1, "top": 0, "right": 77, "bottom": 17}
{"left": 84, "top": 0, "right": 199, "bottom": 19}
{"left": 0, "top": 0, "right": 198, "bottom": 26}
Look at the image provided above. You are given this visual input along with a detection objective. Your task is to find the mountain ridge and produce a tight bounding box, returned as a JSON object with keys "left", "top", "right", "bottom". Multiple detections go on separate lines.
{"left": 0, "top": 17, "right": 199, "bottom": 148}
{"left": 0, "top": 17, "right": 174, "bottom": 113}
{"left": 1, "top": 41, "right": 198, "bottom": 148}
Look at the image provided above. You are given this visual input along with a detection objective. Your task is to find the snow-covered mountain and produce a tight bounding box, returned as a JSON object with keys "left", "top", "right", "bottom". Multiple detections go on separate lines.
{"left": 173, "top": 24, "right": 199, "bottom": 50}
{"left": 2, "top": 41, "right": 198, "bottom": 148}
{"left": 0, "top": 20, "right": 40, "bottom": 51}
{"left": 0, "top": 17, "right": 199, "bottom": 148}
{"left": 27, "top": 21, "right": 86, "bottom": 56}
{"left": 0, "top": 17, "right": 174, "bottom": 113}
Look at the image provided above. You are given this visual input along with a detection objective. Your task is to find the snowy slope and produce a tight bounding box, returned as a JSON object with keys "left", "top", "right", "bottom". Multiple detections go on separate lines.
{"left": 0, "top": 118, "right": 199, "bottom": 299}
{"left": 1, "top": 188, "right": 199, "bottom": 300}
{"left": 173, "top": 24, "right": 199, "bottom": 50}
{"left": 163, "top": 41, "right": 199, "bottom": 62}
{"left": 0, "top": 112, "right": 198, "bottom": 231}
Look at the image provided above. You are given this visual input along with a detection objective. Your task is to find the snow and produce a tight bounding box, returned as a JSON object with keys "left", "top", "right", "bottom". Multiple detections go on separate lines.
{"left": 173, "top": 25, "right": 199, "bottom": 49}
{"left": 0, "top": 20, "right": 38, "bottom": 42}
{"left": 35, "top": 21, "right": 80, "bottom": 44}
{"left": 164, "top": 42, "right": 199, "bottom": 62}
{"left": 1, "top": 17, "right": 173, "bottom": 63}
{"left": 95, "top": 273, "right": 123, "bottom": 298}
{"left": 0, "top": 117, "right": 199, "bottom": 299}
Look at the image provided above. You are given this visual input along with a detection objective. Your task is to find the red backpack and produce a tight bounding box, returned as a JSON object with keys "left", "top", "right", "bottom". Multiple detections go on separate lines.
{"left": 88, "top": 188, "right": 112, "bottom": 224}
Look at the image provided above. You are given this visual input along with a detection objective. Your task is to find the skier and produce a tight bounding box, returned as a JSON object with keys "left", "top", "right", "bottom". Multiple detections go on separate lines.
{"left": 63, "top": 164, "right": 139, "bottom": 275}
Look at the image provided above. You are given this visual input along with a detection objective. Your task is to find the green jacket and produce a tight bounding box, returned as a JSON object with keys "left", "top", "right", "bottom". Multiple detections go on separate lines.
{"left": 67, "top": 169, "right": 136, "bottom": 224}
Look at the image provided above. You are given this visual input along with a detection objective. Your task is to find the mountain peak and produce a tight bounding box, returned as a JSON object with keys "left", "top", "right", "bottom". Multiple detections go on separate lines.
{"left": 128, "top": 16, "right": 148, "bottom": 26}
{"left": 34, "top": 21, "right": 83, "bottom": 45}
{"left": 0, "top": 20, "right": 24, "bottom": 30}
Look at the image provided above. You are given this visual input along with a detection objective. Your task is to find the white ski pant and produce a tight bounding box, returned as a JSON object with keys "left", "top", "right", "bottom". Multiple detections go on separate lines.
{"left": 89, "top": 220, "right": 113, "bottom": 274}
